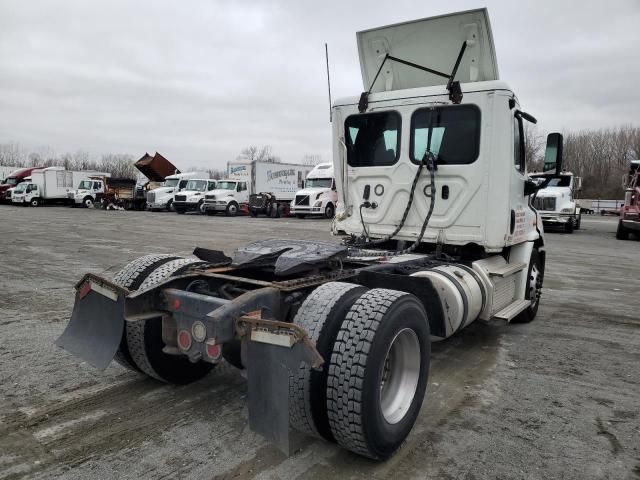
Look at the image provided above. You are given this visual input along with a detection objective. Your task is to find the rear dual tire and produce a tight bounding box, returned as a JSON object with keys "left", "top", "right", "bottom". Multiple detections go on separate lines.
{"left": 111, "top": 254, "right": 214, "bottom": 384}
{"left": 291, "top": 284, "right": 430, "bottom": 460}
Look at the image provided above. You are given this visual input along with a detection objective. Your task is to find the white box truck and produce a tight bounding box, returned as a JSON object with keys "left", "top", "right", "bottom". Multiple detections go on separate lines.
{"left": 245, "top": 161, "right": 313, "bottom": 217}
{"left": 146, "top": 171, "right": 209, "bottom": 211}
{"left": 12, "top": 167, "right": 109, "bottom": 207}
{"left": 290, "top": 162, "right": 337, "bottom": 219}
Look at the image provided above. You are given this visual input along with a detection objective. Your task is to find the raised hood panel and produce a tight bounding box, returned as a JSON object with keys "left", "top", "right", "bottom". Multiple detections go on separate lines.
{"left": 357, "top": 8, "right": 498, "bottom": 92}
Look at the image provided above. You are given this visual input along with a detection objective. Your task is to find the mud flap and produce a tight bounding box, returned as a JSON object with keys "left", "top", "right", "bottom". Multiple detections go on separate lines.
{"left": 55, "top": 284, "right": 125, "bottom": 370}
{"left": 244, "top": 330, "right": 323, "bottom": 455}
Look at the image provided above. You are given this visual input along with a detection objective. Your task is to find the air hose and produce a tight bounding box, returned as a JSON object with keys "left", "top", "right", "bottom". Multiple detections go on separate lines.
{"left": 348, "top": 151, "right": 437, "bottom": 258}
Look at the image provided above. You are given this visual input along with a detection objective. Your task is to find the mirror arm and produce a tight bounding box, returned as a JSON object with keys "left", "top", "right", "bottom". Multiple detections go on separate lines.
{"left": 515, "top": 109, "right": 538, "bottom": 124}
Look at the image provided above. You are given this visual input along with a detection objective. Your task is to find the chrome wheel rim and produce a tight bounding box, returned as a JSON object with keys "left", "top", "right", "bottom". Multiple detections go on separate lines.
{"left": 229, "top": 204, "right": 237, "bottom": 215}
{"left": 380, "top": 328, "right": 421, "bottom": 424}
{"left": 529, "top": 262, "right": 541, "bottom": 307}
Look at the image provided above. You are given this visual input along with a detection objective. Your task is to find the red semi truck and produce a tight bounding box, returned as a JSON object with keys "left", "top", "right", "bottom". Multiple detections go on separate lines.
{"left": 616, "top": 160, "right": 640, "bottom": 240}
{"left": 0, "top": 166, "right": 44, "bottom": 203}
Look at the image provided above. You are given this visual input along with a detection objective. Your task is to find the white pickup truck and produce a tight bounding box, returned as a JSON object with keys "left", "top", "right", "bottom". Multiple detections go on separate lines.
{"left": 290, "top": 163, "right": 337, "bottom": 219}
{"left": 531, "top": 172, "right": 582, "bottom": 232}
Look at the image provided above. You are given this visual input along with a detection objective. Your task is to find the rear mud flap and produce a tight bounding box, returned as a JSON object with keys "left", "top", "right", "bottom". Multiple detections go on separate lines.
{"left": 244, "top": 327, "right": 323, "bottom": 456}
{"left": 55, "top": 285, "right": 125, "bottom": 370}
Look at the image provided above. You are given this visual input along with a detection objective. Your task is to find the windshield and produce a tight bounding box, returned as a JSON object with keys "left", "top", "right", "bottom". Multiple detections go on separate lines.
{"left": 546, "top": 176, "right": 571, "bottom": 187}
{"left": 5, "top": 177, "right": 18, "bottom": 186}
{"left": 305, "top": 178, "right": 333, "bottom": 189}
{"left": 216, "top": 181, "right": 237, "bottom": 190}
{"left": 14, "top": 183, "right": 27, "bottom": 193}
{"left": 78, "top": 180, "right": 92, "bottom": 189}
{"left": 184, "top": 180, "right": 207, "bottom": 191}
{"left": 164, "top": 178, "right": 180, "bottom": 188}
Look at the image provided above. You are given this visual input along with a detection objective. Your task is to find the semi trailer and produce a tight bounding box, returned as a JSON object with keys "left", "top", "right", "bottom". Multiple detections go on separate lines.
{"left": 57, "top": 8, "right": 559, "bottom": 460}
{"left": 616, "top": 160, "right": 640, "bottom": 239}
{"left": 290, "top": 162, "right": 337, "bottom": 219}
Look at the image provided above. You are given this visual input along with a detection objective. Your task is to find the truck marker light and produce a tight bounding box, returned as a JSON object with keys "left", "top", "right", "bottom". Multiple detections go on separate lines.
{"left": 178, "top": 330, "right": 192, "bottom": 351}
{"left": 172, "top": 298, "right": 181, "bottom": 310}
{"left": 192, "top": 321, "right": 207, "bottom": 342}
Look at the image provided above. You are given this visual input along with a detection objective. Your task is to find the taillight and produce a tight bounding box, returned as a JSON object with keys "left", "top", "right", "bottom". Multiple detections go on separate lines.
{"left": 206, "top": 341, "right": 221, "bottom": 360}
{"left": 177, "top": 330, "right": 192, "bottom": 351}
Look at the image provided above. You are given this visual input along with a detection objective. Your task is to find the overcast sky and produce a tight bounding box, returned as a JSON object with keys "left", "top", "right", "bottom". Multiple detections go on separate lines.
{"left": 1, "top": 0, "right": 638, "bottom": 170}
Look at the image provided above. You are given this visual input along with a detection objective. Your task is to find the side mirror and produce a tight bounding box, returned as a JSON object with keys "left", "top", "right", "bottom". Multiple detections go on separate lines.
{"left": 574, "top": 176, "right": 582, "bottom": 191}
{"left": 543, "top": 133, "right": 563, "bottom": 175}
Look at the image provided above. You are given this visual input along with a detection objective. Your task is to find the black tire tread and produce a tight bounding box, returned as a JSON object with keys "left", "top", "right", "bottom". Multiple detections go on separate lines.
{"left": 289, "top": 282, "right": 366, "bottom": 439}
{"left": 111, "top": 254, "right": 180, "bottom": 370}
{"left": 327, "top": 288, "right": 410, "bottom": 458}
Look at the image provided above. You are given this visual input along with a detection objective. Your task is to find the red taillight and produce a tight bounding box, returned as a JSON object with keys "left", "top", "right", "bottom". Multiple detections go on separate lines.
{"left": 206, "top": 342, "right": 221, "bottom": 360}
{"left": 178, "top": 330, "right": 192, "bottom": 351}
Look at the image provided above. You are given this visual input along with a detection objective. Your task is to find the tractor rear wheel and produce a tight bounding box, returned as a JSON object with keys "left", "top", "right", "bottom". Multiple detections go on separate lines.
{"left": 126, "top": 257, "right": 214, "bottom": 384}
{"left": 111, "top": 254, "right": 181, "bottom": 371}
{"left": 326, "top": 289, "right": 430, "bottom": 459}
{"left": 289, "top": 282, "right": 368, "bottom": 441}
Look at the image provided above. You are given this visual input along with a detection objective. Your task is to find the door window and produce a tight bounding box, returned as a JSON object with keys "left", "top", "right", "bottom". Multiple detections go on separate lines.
{"left": 345, "top": 111, "right": 401, "bottom": 167}
{"left": 514, "top": 116, "right": 525, "bottom": 172}
{"left": 410, "top": 105, "right": 480, "bottom": 165}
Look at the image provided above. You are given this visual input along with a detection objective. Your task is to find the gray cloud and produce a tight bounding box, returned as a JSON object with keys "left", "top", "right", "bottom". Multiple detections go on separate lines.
{"left": 1, "top": 0, "right": 638, "bottom": 169}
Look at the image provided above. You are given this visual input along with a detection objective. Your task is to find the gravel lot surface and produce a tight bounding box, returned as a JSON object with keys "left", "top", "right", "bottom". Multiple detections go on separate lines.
{"left": 1, "top": 206, "right": 638, "bottom": 480}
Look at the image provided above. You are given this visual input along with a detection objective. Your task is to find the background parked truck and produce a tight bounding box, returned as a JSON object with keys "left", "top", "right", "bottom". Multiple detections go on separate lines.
{"left": 616, "top": 160, "right": 640, "bottom": 239}
{"left": 147, "top": 172, "right": 209, "bottom": 211}
{"left": 531, "top": 171, "right": 582, "bottom": 232}
{"left": 1, "top": 166, "right": 44, "bottom": 203}
{"left": 238, "top": 160, "right": 312, "bottom": 217}
{"left": 173, "top": 178, "right": 217, "bottom": 214}
{"left": 290, "top": 162, "right": 337, "bottom": 219}
{"left": 11, "top": 167, "right": 110, "bottom": 207}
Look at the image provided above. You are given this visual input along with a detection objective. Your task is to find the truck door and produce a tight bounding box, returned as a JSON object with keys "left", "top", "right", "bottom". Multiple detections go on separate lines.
{"left": 509, "top": 114, "right": 529, "bottom": 244}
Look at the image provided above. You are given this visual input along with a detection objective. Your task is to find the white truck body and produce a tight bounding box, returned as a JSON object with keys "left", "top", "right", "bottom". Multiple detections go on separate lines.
{"left": 12, "top": 168, "right": 110, "bottom": 206}
{"left": 146, "top": 171, "right": 209, "bottom": 211}
{"left": 290, "top": 163, "right": 337, "bottom": 218}
{"left": 67, "top": 174, "right": 113, "bottom": 207}
{"left": 203, "top": 179, "right": 249, "bottom": 216}
{"left": 531, "top": 172, "right": 582, "bottom": 232}
{"left": 173, "top": 178, "right": 217, "bottom": 214}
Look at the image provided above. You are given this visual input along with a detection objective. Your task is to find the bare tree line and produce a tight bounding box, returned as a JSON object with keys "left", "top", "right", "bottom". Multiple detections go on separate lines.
{"left": 526, "top": 125, "right": 640, "bottom": 198}
{"left": 0, "top": 143, "right": 138, "bottom": 179}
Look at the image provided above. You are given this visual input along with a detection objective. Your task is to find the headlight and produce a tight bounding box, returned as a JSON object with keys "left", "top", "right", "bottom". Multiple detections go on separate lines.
{"left": 313, "top": 200, "right": 322, "bottom": 207}
{"left": 561, "top": 208, "right": 574, "bottom": 213}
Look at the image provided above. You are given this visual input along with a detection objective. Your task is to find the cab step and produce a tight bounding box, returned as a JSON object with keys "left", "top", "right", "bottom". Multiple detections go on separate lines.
{"left": 488, "top": 262, "right": 526, "bottom": 277}
{"left": 493, "top": 299, "right": 530, "bottom": 321}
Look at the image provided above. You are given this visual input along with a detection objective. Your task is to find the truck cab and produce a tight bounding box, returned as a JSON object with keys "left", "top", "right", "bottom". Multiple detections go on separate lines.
{"left": 203, "top": 179, "right": 249, "bottom": 216}
{"left": 617, "top": 160, "right": 640, "bottom": 239}
{"left": 68, "top": 178, "right": 107, "bottom": 208}
{"left": 530, "top": 172, "right": 582, "bottom": 232}
{"left": 10, "top": 179, "right": 36, "bottom": 206}
{"left": 290, "top": 163, "right": 337, "bottom": 219}
{"left": 1, "top": 167, "right": 44, "bottom": 202}
{"left": 146, "top": 172, "right": 208, "bottom": 211}
{"left": 173, "top": 178, "right": 217, "bottom": 214}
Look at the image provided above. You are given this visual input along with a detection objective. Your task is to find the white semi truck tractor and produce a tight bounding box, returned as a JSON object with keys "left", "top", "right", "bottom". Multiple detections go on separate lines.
{"left": 57, "top": 9, "right": 561, "bottom": 461}
{"left": 531, "top": 172, "right": 582, "bottom": 232}
{"left": 290, "top": 162, "right": 337, "bottom": 219}
{"left": 146, "top": 171, "right": 209, "bottom": 211}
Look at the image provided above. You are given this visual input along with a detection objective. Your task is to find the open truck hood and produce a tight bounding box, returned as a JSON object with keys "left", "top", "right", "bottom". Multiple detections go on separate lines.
{"left": 357, "top": 8, "right": 498, "bottom": 93}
